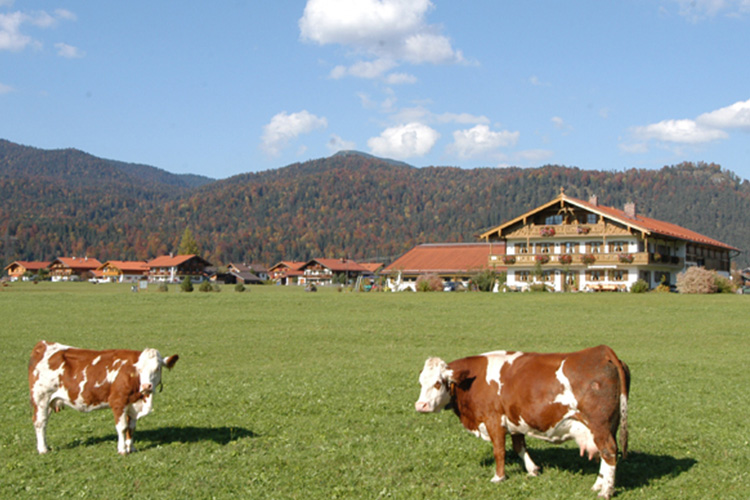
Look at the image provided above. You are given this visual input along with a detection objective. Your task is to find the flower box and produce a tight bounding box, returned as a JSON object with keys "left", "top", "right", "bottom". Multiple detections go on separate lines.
{"left": 580, "top": 254, "right": 596, "bottom": 265}
{"left": 502, "top": 255, "right": 516, "bottom": 264}
{"left": 577, "top": 226, "right": 591, "bottom": 235}
{"left": 535, "top": 255, "right": 550, "bottom": 264}
{"left": 618, "top": 253, "right": 634, "bottom": 263}
{"left": 539, "top": 227, "right": 556, "bottom": 237}
{"left": 558, "top": 254, "right": 573, "bottom": 265}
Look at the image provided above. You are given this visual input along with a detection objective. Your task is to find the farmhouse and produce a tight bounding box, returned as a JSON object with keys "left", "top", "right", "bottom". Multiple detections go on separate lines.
{"left": 383, "top": 243, "right": 501, "bottom": 291}
{"left": 268, "top": 261, "right": 306, "bottom": 285}
{"left": 3, "top": 260, "right": 50, "bottom": 281}
{"left": 222, "top": 263, "right": 267, "bottom": 285}
{"left": 146, "top": 254, "right": 212, "bottom": 283}
{"left": 298, "top": 258, "right": 377, "bottom": 286}
{"left": 95, "top": 260, "right": 150, "bottom": 283}
{"left": 481, "top": 190, "right": 739, "bottom": 292}
{"left": 48, "top": 257, "right": 103, "bottom": 282}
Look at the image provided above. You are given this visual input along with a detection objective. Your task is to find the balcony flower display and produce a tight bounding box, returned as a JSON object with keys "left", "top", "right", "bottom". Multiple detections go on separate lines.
{"left": 577, "top": 226, "right": 591, "bottom": 234}
{"left": 539, "top": 226, "right": 556, "bottom": 237}
{"left": 502, "top": 255, "right": 516, "bottom": 264}
{"left": 618, "top": 253, "right": 634, "bottom": 263}
{"left": 580, "top": 253, "right": 596, "bottom": 265}
{"left": 558, "top": 254, "right": 573, "bottom": 265}
{"left": 535, "top": 254, "right": 550, "bottom": 264}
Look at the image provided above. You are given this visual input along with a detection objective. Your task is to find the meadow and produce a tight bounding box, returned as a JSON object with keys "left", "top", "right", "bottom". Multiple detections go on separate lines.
{"left": 1, "top": 282, "right": 748, "bottom": 499}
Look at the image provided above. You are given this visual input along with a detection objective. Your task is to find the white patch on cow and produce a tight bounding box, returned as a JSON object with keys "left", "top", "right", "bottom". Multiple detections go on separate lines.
{"left": 92, "top": 355, "right": 102, "bottom": 365}
{"left": 592, "top": 460, "right": 616, "bottom": 498}
{"left": 482, "top": 350, "right": 523, "bottom": 396}
{"left": 415, "top": 357, "right": 453, "bottom": 413}
{"left": 504, "top": 415, "right": 598, "bottom": 459}
{"left": 554, "top": 360, "right": 578, "bottom": 409}
{"left": 470, "top": 422, "right": 491, "bottom": 442}
{"left": 491, "top": 473, "right": 506, "bottom": 483}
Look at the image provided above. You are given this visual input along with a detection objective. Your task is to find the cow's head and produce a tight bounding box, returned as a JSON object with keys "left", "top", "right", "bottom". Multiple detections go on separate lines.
{"left": 134, "top": 348, "right": 179, "bottom": 397}
{"left": 415, "top": 357, "right": 454, "bottom": 413}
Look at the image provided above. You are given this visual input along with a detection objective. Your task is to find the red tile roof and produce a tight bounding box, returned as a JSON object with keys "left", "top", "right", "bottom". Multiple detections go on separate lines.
{"left": 306, "top": 258, "right": 370, "bottom": 273}
{"left": 52, "top": 257, "right": 102, "bottom": 271}
{"left": 384, "top": 243, "right": 501, "bottom": 274}
{"left": 98, "top": 261, "right": 150, "bottom": 273}
{"left": 3, "top": 261, "right": 50, "bottom": 272}
{"left": 146, "top": 255, "right": 198, "bottom": 267}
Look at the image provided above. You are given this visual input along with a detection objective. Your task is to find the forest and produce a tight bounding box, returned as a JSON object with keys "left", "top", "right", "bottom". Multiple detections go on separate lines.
{"left": 2, "top": 139, "right": 749, "bottom": 268}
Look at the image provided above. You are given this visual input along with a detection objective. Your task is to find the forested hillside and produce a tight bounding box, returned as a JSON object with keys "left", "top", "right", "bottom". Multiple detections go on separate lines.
{"left": 2, "top": 140, "right": 749, "bottom": 268}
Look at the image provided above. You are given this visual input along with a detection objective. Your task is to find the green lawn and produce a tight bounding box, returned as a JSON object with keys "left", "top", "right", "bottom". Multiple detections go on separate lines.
{"left": 1, "top": 282, "right": 748, "bottom": 499}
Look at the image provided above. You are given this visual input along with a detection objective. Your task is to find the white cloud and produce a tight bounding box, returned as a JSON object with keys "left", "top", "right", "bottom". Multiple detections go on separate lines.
{"left": 261, "top": 110, "right": 328, "bottom": 156}
{"left": 632, "top": 119, "right": 728, "bottom": 144}
{"left": 55, "top": 42, "right": 84, "bottom": 59}
{"left": 449, "top": 124, "right": 519, "bottom": 159}
{"left": 384, "top": 72, "right": 417, "bottom": 85}
{"left": 327, "top": 134, "right": 356, "bottom": 153}
{"left": 0, "top": 8, "right": 76, "bottom": 52}
{"left": 299, "top": 0, "right": 465, "bottom": 80}
{"left": 367, "top": 122, "right": 439, "bottom": 159}
{"left": 671, "top": 0, "right": 742, "bottom": 20}
{"left": 0, "top": 82, "right": 14, "bottom": 94}
{"left": 696, "top": 98, "right": 750, "bottom": 130}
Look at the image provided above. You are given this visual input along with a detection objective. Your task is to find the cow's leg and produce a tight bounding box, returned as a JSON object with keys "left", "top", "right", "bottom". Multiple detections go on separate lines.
{"left": 591, "top": 432, "right": 617, "bottom": 499}
{"left": 511, "top": 434, "right": 540, "bottom": 477}
{"left": 113, "top": 407, "right": 130, "bottom": 455}
{"left": 489, "top": 428, "right": 508, "bottom": 483}
{"left": 124, "top": 408, "right": 138, "bottom": 453}
{"left": 31, "top": 395, "right": 51, "bottom": 454}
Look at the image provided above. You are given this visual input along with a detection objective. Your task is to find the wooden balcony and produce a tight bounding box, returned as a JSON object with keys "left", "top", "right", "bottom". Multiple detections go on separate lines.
{"left": 492, "top": 252, "right": 683, "bottom": 267}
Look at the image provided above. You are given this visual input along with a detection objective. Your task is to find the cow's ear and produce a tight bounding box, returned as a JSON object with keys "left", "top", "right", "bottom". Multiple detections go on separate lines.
{"left": 164, "top": 355, "right": 179, "bottom": 370}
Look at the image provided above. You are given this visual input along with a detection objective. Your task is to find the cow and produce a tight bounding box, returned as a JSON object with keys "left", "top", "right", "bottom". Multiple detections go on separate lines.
{"left": 28, "top": 340, "right": 179, "bottom": 455}
{"left": 415, "top": 345, "right": 629, "bottom": 499}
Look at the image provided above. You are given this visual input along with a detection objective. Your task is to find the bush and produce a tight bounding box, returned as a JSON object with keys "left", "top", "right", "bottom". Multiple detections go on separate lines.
{"left": 714, "top": 274, "right": 735, "bottom": 294}
{"left": 234, "top": 283, "right": 246, "bottom": 292}
{"left": 677, "top": 267, "right": 717, "bottom": 294}
{"left": 181, "top": 277, "right": 194, "bottom": 293}
{"left": 630, "top": 279, "right": 649, "bottom": 293}
{"left": 529, "top": 283, "right": 549, "bottom": 292}
{"left": 199, "top": 281, "right": 213, "bottom": 292}
{"left": 157, "top": 283, "right": 169, "bottom": 293}
{"left": 416, "top": 274, "right": 442, "bottom": 292}
{"left": 470, "top": 270, "right": 498, "bottom": 292}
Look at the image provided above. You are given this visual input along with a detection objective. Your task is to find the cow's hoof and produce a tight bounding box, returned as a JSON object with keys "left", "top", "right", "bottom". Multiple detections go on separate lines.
{"left": 491, "top": 474, "right": 506, "bottom": 483}
{"left": 527, "top": 468, "right": 540, "bottom": 477}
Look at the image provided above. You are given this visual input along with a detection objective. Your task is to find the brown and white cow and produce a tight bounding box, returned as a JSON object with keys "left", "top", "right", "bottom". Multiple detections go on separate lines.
{"left": 415, "top": 345, "right": 629, "bottom": 499}
{"left": 28, "top": 340, "right": 179, "bottom": 455}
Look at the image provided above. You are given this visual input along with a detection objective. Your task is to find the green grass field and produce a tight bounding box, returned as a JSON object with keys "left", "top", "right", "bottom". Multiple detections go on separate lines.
{"left": 1, "top": 282, "right": 748, "bottom": 499}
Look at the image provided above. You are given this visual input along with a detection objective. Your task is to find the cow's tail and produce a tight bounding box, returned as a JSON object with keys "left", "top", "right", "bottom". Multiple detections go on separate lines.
{"left": 614, "top": 353, "right": 630, "bottom": 459}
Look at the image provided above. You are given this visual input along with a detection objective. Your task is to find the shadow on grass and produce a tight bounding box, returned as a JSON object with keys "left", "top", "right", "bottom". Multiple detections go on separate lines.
{"left": 482, "top": 447, "right": 696, "bottom": 490}
{"left": 68, "top": 426, "right": 258, "bottom": 451}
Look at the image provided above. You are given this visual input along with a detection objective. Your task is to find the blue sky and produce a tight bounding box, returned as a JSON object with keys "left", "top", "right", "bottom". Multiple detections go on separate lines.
{"left": 2, "top": 1, "right": 749, "bottom": 180}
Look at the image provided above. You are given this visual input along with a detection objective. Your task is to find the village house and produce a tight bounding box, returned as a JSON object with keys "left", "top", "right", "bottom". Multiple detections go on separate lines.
{"left": 268, "top": 261, "right": 306, "bottom": 285}
{"left": 48, "top": 257, "right": 103, "bottom": 282}
{"left": 480, "top": 190, "right": 739, "bottom": 292}
{"left": 95, "top": 260, "right": 150, "bottom": 283}
{"left": 146, "top": 254, "right": 212, "bottom": 283}
{"left": 298, "top": 258, "right": 378, "bottom": 287}
{"left": 221, "top": 263, "right": 267, "bottom": 285}
{"left": 383, "top": 243, "right": 501, "bottom": 291}
{"left": 3, "top": 260, "right": 51, "bottom": 281}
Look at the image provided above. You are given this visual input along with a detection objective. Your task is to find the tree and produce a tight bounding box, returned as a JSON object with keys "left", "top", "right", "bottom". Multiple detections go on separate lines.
{"left": 178, "top": 228, "right": 200, "bottom": 255}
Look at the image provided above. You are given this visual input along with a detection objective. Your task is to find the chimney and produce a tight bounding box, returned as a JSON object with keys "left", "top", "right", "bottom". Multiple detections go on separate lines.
{"left": 624, "top": 202, "right": 636, "bottom": 218}
{"left": 589, "top": 195, "right": 598, "bottom": 206}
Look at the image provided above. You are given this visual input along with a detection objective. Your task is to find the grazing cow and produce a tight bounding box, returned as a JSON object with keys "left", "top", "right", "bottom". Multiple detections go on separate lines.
{"left": 28, "top": 340, "right": 179, "bottom": 455}
{"left": 415, "top": 345, "right": 629, "bottom": 499}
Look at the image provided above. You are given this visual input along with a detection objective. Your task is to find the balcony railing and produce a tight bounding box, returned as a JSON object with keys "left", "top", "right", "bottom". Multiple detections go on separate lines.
{"left": 493, "top": 252, "right": 683, "bottom": 267}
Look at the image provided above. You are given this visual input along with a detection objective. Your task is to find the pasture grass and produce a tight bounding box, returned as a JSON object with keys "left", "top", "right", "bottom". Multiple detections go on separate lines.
{"left": 1, "top": 282, "right": 748, "bottom": 499}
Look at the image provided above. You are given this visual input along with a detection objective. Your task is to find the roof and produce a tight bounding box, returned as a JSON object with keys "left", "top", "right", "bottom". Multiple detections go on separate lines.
{"left": 51, "top": 257, "right": 102, "bottom": 271}
{"left": 3, "top": 260, "right": 51, "bottom": 272}
{"left": 304, "top": 258, "right": 370, "bottom": 273}
{"left": 359, "top": 262, "right": 384, "bottom": 273}
{"left": 98, "top": 261, "right": 150, "bottom": 273}
{"left": 146, "top": 254, "right": 212, "bottom": 267}
{"left": 480, "top": 192, "right": 739, "bottom": 251}
{"left": 268, "top": 261, "right": 306, "bottom": 272}
{"left": 383, "top": 243, "right": 501, "bottom": 274}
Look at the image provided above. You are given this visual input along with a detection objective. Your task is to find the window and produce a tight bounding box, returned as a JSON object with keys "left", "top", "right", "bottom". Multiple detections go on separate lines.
{"left": 516, "top": 242, "right": 528, "bottom": 254}
{"left": 537, "top": 242, "right": 552, "bottom": 254}
{"left": 609, "top": 241, "right": 626, "bottom": 253}
{"left": 589, "top": 242, "right": 602, "bottom": 253}
{"left": 587, "top": 214, "right": 598, "bottom": 224}
{"left": 587, "top": 270, "right": 604, "bottom": 282}
{"left": 517, "top": 271, "right": 530, "bottom": 282}
{"left": 541, "top": 271, "right": 553, "bottom": 282}
{"left": 545, "top": 215, "right": 563, "bottom": 225}
{"left": 563, "top": 242, "right": 577, "bottom": 254}
{"left": 609, "top": 270, "right": 628, "bottom": 281}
